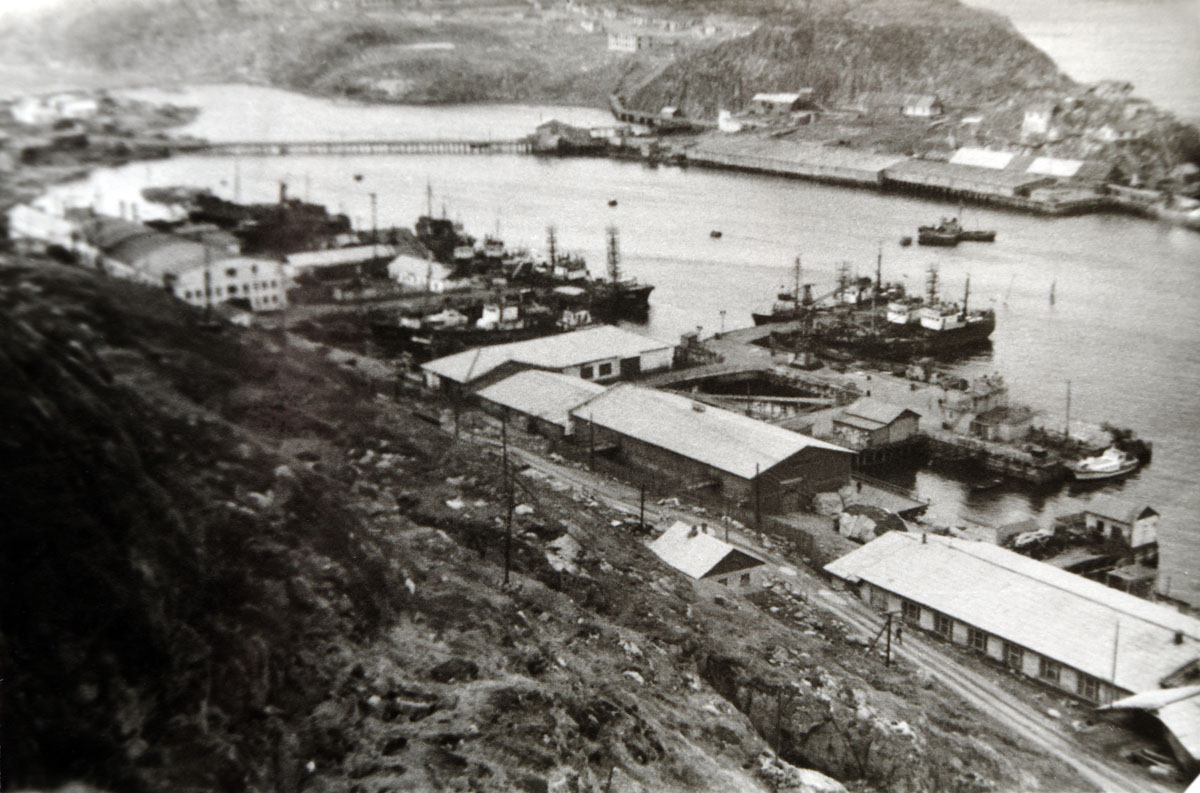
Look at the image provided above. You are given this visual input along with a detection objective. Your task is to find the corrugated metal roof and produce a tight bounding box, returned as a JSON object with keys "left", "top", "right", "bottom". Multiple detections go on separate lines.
{"left": 105, "top": 234, "right": 208, "bottom": 279}
{"left": 834, "top": 414, "right": 884, "bottom": 432}
{"left": 476, "top": 370, "right": 604, "bottom": 429}
{"left": 825, "top": 532, "right": 1200, "bottom": 692}
{"left": 649, "top": 520, "right": 764, "bottom": 580}
{"left": 950, "top": 148, "right": 1016, "bottom": 170}
{"left": 571, "top": 384, "right": 850, "bottom": 480}
{"left": 286, "top": 245, "right": 397, "bottom": 269}
{"left": 422, "top": 326, "right": 674, "bottom": 385}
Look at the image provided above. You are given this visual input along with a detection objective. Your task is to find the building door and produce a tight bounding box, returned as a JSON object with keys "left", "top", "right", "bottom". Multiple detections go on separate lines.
{"left": 619, "top": 357, "right": 641, "bottom": 378}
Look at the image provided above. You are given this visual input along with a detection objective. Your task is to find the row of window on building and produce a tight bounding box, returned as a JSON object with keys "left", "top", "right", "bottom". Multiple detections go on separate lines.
{"left": 181, "top": 279, "right": 279, "bottom": 302}
{"left": 580, "top": 361, "right": 614, "bottom": 380}
{"left": 892, "top": 596, "right": 1107, "bottom": 703}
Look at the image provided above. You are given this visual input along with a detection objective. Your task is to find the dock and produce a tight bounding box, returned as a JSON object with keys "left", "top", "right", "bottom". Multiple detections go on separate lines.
{"left": 183, "top": 138, "right": 534, "bottom": 157}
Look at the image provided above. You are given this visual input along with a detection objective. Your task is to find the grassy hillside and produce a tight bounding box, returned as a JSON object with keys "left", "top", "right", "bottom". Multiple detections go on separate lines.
{"left": 0, "top": 256, "right": 1088, "bottom": 792}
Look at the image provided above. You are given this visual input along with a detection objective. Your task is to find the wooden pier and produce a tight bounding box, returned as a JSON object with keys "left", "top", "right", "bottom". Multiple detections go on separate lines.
{"left": 183, "top": 138, "right": 533, "bottom": 157}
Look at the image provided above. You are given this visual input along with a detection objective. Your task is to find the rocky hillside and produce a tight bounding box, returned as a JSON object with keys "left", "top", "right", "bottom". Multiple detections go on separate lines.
{"left": 623, "top": 0, "right": 1071, "bottom": 116}
{"left": 1, "top": 257, "right": 1088, "bottom": 792}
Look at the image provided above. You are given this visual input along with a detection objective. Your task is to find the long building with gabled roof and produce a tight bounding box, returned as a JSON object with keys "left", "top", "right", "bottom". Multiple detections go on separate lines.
{"left": 570, "top": 384, "right": 852, "bottom": 512}
{"left": 826, "top": 532, "right": 1200, "bottom": 710}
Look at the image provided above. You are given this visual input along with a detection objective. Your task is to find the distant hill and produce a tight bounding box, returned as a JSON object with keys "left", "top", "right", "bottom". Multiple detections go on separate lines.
{"left": 623, "top": 0, "right": 1071, "bottom": 116}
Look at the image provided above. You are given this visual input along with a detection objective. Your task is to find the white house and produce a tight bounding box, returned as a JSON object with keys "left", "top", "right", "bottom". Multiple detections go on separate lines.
{"left": 1022, "top": 102, "right": 1059, "bottom": 138}
{"left": 171, "top": 257, "right": 288, "bottom": 312}
{"left": 649, "top": 520, "right": 768, "bottom": 594}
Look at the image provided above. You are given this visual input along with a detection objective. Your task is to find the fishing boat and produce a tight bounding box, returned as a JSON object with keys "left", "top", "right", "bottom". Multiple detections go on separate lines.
{"left": 710, "top": 230, "right": 723, "bottom": 239}
{"left": 1067, "top": 447, "right": 1140, "bottom": 481}
{"left": 917, "top": 216, "right": 996, "bottom": 246}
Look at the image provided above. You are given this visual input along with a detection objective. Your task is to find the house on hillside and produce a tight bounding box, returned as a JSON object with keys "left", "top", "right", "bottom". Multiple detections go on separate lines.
{"left": 826, "top": 532, "right": 1200, "bottom": 726}
{"left": 1022, "top": 102, "right": 1060, "bottom": 139}
{"left": 749, "top": 91, "right": 814, "bottom": 115}
{"left": 570, "top": 384, "right": 852, "bottom": 511}
{"left": 855, "top": 92, "right": 943, "bottom": 118}
{"left": 649, "top": 521, "right": 768, "bottom": 594}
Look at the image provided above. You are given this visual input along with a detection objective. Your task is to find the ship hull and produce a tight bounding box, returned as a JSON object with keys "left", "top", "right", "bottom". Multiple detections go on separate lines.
{"left": 818, "top": 314, "right": 996, "bottom": 359}
{"left": 372, "top": 321, "right": 564, "bottom": 360}
{"left": 1070, "top": 463, "right": 1139, "bottom": 481}
{"left": 917, "top": 231, "right": 959, "bottom": 247}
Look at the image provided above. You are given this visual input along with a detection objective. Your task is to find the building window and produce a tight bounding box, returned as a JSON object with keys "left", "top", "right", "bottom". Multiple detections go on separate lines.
{"left": 718, "top": 577, "right": 728, "bottom": 586}
{"left": 225, "top": 267, "right": 237, "bottom": 278}
{"left": 581, "top": 365, "right": 594, "bottom": 379}
{"left": 270, "top": 280, "right": 277, "bottom": 288}
{"left": 251, "top": 264, "right": 259, "bottom": 274}
{"left": 215, "top": 287, "right": 222, "bottom": 297}
{"left": 228, "top": 284, "right": 237, "bottom": 294}
{"left": 901, "top": 600, "right": 921, "bottom": 624}
{"left": 598, "top": 362, "right": 613, "bottom": 377}
{"left": 1004, "top": 642, "right": 1023, "bottom": 670}
{"left": 739, "top": 572, "right": 751, "bottom": 587}
{"left": 967, "top": 627, "right": 988, "bottom": 653}
{"left": 1077, "top": 674, "right": 1101, "bottom": 702}
{"left": 869, "top": 586, "right": 888, "bottom": 610}
{"left": 1038, "top": 657, "right": 1061, "bottom": 684}
{"left": 934, "top": 612, "right": 953, "bottom": 639}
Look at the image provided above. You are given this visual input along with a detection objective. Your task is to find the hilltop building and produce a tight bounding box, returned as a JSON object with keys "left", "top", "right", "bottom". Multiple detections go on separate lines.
{"left": 749, "top": 91, "right": 814, "bottom": 115}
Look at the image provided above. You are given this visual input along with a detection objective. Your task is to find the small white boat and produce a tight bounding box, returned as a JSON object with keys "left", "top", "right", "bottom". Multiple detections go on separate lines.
{"left": 1068, "top": 447, "right": 1139, "bottom": 481}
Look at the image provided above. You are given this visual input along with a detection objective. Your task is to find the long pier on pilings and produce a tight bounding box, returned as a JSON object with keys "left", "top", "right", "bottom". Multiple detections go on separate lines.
{"left": 182, "top": 138, "right": 534, "bottom": 157}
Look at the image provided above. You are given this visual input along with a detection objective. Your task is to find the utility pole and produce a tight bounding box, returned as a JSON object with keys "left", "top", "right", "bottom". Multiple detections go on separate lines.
{"left": 639, "top": 482, "right": 646, "bottom": 530}
{"left": 754, "top": 463, "right": 761, "bottom": 532}
{"left": 370, "top": 192, "right": 378, "bottom": 259}
{"left": 885, "top": 612, "right": 893, "bottom": 667}
{"left": 503, "top": 408, "right": 513, "bottom": 587}
{"left": 589, "top": 413, "right": 595, "bottom": 471}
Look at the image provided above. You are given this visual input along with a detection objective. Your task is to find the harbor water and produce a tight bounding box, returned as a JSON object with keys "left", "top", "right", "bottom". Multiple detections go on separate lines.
{"left": 47, "top": 84, "right": 1200, "bottom": 607}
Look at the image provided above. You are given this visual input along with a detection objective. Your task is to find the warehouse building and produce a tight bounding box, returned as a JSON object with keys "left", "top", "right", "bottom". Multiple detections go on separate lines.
{"left": 883, "top": 159, "right": 1055, "bottom": 200}
{"left": 826, "top": 532, "right": 1200, "bottom": 712}
{"left": 421, "top": 325, "right": 675, "bottom": 397}
{"left": 475, "top": 369, "right": 604, "bottom": 440}
{"left": 570, "top": 385, "right": 852, "bottom": 511}
{"left": 688, "top": 135, "right": 907, "bottom": 187}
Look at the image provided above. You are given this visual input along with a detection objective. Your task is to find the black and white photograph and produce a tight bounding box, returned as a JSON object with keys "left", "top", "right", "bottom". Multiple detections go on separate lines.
{"left": 2, "top": 0, "right": 1198, "bottom": 791}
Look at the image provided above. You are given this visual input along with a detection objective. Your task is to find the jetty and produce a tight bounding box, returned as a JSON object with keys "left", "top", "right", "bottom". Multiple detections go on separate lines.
{"left": 183, "top": 138, "right": 534, "bottom": 157}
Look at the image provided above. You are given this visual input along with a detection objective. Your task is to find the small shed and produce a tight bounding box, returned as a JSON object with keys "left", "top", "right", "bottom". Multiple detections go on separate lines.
{"left": 1083, "top": 497, "right": 1158, "bottom": 564}
{"left": 648, "top": 521, "right": 767, "bottom": 593}
{"left": 832, "top": 398, "right": 920, "bottom": 449}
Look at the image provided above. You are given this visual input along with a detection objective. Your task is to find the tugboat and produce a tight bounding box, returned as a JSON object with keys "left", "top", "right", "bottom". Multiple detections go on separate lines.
{"left": 1068, "top": 447, "right": 1141, "bottom": 481}
{"left": 751, "top": 256, "right": 811, "bottom": 326}
{"left": 917, "top": 216, "right": 996, "bottom": 246}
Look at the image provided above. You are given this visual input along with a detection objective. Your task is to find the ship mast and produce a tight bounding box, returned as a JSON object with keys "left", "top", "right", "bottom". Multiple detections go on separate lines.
{"left": 961, "top": 275, "right": 970, "bottom": 319}
{"left": 546, "top": 225, "right": 558, "bottom": 266}
{"left": 926, "top": 263, "right": 939, "bottom": 305}
{"left": 793, "top": 255, "right": 801, "bottom": 303}
{"left": 836, "top": 261, "right": 850, "bottom": 303}
{"left": 875, "top": 244, "right": 883, "bottom": 295}
{"left": 426, "top": 180, "right": 433, "bottom": 218}
{"left": 606, "top": 225, "right": 621, "bottom": 284}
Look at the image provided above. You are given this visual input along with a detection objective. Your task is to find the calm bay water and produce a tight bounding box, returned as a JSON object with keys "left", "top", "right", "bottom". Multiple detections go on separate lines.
{"left": 48, "top": 84, "right": 1200, "bottom": 607}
